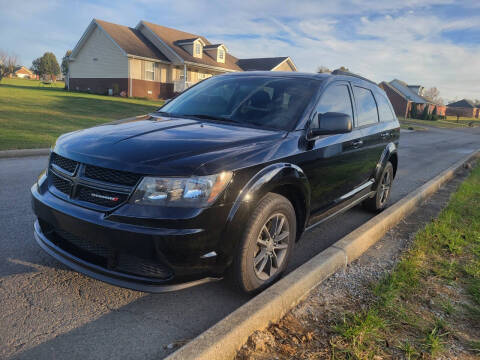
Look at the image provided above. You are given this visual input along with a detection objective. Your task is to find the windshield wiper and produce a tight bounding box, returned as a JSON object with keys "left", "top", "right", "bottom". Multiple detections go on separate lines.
{"left": 185, "top": 114, "right": 238, "bottom": 123}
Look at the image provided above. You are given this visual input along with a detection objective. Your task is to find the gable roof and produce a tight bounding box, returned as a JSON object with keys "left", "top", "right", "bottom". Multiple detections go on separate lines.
{"left": 380, "top": 81, "right": 406, "bottom": 98}
{"left": 94, "top": 19, "right": 169, "bottom": 61}
{"left": 237, "top": 57, "right": 291, "bottom": 71}
{"left": 448, "top": 99, "right": 476, "bottom": 108}
{"left": 389, "top": 79, "right": 428, "bottom": 104}
{"left": 139, "top": 21, "right": 242, "bottom": 71}
{"left": 14, "top": 66, "right": 33, "bottom": 75}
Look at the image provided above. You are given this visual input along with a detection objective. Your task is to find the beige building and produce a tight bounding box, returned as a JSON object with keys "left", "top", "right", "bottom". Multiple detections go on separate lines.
{"left": 67, "top": 19, "right": 297, "bottom": 99}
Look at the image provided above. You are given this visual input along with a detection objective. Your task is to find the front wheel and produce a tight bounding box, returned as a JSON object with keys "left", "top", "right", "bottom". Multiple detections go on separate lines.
{"left": 363, "top": 161, "right": 394, "bottom": 212}
{"left": 231, "top": 193, "right": 296, "bottom": 294}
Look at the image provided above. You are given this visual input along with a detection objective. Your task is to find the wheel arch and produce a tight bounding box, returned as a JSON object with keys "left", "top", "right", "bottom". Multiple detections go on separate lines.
{"left": 374, "top": 142, "right": 398, "bottom": 189}
{"left": 221, "top": 163, "right": 311, "bottom": 263}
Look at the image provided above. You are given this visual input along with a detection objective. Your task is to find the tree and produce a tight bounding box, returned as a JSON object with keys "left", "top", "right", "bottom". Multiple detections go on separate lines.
{"left": 423, "top": 87, "right": 443, "bottom": 105}
{"left": 431, "top": 105, "right": 438, "bottom": 120}
{"left": 0, "top": 50, "right": 19, "bottom": 82}
{"left": 31, "top": 52, "right": 60, "bottom": 81}
{"left": 410, "top": 103, "right": 417, "bottom": 119}
{"left": 31, "top": 57, "right": 42, "bottom": 77}
{"left": 317, "top": 66, "right": 331, "bottom": 73}
{"left": 61, "top": 50, "right": 72, "bottom": 76}
{"left": 335, "top": 66, "right": 350, "bottom": 72}
{"left": 421, "top": 104, "right": 429, "bottom": 120}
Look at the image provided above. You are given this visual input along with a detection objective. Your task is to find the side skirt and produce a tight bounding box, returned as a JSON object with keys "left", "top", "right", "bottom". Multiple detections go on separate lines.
{"left": 305, "top": 191, "right": 376, "bottom": 232}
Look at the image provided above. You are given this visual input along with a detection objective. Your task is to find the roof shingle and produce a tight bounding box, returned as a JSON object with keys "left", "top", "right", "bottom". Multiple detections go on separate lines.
{"left": 389, "top": 79, "right": 428, "bottom": 104}
{"left": 237, "top": 57, "right": 289, "bottom": 71}
{"left": 140, "top": 21, "right": 242, "bottom": 71}
{"left": 95, "top": 19, "right": 169, "bottom": 61}
{"left": 448, "top": 99, "right": 476, "bottom": 108}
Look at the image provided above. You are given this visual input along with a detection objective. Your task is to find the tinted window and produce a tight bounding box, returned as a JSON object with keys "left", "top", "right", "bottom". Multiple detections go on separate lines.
{"left": 353, "top": 86, "right": 379, "bottom": 126}
{"left": 313, "top": 84, "right": 353, "bottom": 128}
{"left": 160, "top": 76, "right": 320, "bottom": 131}
{"left": 375, "top": 93, "right": 396, "bottom": 122}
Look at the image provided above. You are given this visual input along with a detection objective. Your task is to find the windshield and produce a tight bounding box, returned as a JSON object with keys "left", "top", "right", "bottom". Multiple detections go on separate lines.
{"left": 159, "top": 76, "right": 321, "bottom": 131}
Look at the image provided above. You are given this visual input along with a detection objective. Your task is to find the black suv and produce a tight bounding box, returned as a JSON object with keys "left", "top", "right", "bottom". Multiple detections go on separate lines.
{"left": 32, "top": 71, "right": 399, "bottom": 293}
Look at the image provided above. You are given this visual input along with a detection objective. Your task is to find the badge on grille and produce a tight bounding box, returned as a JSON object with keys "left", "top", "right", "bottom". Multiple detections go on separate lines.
{"left": 90, "top": 193, "right": 119, "bottom": 202}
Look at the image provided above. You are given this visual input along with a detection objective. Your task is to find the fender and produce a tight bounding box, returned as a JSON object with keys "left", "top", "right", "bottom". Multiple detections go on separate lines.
{"left": 218, "top": 163, "right": 311, "bottom": 263}
{"left": 373, "top": 141, "right": 398, "bottom": 190}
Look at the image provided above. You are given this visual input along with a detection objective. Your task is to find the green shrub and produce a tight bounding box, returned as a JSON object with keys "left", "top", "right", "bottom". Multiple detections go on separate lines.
{"left": 410, "top": 103, "right": 418, "bottom": 119}
{"left": 421, "top": 105, "right": 429, "bottom": 120}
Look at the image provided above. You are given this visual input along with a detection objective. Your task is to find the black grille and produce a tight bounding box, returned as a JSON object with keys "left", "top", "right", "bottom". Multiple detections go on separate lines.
{"left": 51, "top": 152, "right": 78, "bottom": 174}
{"left": 47, "top": 153, "right": 142, "bottom": 209}
{"left": 76, "top": 185, "right": 129, "bottom": 207}
{"left": 84, "top": 164, "right": 141, "bottom": 186}
{"left": 55, "top": 228, "right": 114, "bottom": 259}
{"left": 115, "top": 253, "right": 174, "bottom": 278}
{"left": 50, "top": 171, "right": 72, "bottom": 195}
{"left": 51, "top": 228, "right": 172, "bottom": 279}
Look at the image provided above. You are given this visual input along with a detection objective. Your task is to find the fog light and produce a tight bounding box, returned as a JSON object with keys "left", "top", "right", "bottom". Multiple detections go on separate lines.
{"left": 201, "top": 251, "right": 217, "bottom": 259}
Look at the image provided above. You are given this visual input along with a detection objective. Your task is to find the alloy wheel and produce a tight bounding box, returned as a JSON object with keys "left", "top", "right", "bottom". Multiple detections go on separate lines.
{"left": 253, "top": 213, "right": 290, "bottom": 281}
{"left": 378, "top": 169, "right": 392, "bottom": 206}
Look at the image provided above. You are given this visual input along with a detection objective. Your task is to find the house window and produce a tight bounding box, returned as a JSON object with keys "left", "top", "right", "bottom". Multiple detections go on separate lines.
{"left": 218, "top": 49, "right": 224, "bottom": 60}
{"left": 145, "top": 61, "right": 155, "bottom": 81}
{"left": 195, "top": 43, "right": 202, "bottom": 56}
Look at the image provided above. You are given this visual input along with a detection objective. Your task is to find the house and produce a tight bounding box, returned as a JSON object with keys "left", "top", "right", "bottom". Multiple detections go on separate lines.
{"left": 67, "top": 19, "right": 297, "bottom": 99}
{"left": 14, "top": 66, "right": 36, "bottom": 79}
{"left": 236, "top": 57, "right": 297, "bottom": 71}
{"left": 407, "top": 85, "right": 424, "bottom": 97}
{"left": 379, "top": 79, "right": 446, "bottom": 119}
{"left": 446, "top": 99, "right": 479, "bottom": 118}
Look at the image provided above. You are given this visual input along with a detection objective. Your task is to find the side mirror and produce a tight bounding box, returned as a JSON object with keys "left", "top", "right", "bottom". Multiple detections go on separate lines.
{"left": 308, "top": 112, "right": 353, "bottom": 138}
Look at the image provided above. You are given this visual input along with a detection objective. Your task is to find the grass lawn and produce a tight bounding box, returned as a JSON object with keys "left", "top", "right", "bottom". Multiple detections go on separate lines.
{"left": 331, "top": 163, "right": 480, "bottom": 358}
{"left": 399, "top": 117, "right": 478, "bottom": 129}
{"left": 0, "top": 78, "right": 164, "bottom": 150}
{"left": 443, "top": 115, "right": 480, "bottom": 126}
{"left": 400, "top": 122, "right": 427, "bottom": 131}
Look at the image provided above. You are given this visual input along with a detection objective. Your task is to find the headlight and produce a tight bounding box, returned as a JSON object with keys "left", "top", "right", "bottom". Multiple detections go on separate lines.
{"left": 130, "top": 171, "right": 233, "bottom": 207}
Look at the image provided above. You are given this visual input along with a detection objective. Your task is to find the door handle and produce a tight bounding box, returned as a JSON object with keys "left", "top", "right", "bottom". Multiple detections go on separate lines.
{"left": 380, "top": 132, "right": 391, "bottom": 138}
{"left": 351, "top": 140, "right": 363, "bottom": 148}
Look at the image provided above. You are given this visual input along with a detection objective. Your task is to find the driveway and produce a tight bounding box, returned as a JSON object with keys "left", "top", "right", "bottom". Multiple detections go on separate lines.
{"left": 1, "top": 126, "right": 479, "bottom": 360}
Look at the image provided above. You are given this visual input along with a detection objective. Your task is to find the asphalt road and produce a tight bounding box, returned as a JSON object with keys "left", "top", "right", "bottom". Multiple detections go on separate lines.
{"left": 1, "top": 126, "right": 479, "bottom": 360}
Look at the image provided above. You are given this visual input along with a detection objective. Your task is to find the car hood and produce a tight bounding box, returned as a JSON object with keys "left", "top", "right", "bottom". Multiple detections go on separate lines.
{"left": 54, "top": 114, "right": 286, "bottom": 175}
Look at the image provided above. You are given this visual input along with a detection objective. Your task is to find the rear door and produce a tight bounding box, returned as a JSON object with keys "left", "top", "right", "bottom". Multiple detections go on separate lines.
{"left": 351, "top": 85, "right": 383, "bottom": 183}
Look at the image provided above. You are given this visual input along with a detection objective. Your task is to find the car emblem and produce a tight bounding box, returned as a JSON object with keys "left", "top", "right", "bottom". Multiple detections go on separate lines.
{"left": 90, "top": 193, "right": 119, "bottom": 202}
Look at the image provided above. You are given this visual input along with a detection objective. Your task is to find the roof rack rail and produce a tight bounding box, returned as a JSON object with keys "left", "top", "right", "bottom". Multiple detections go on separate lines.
{"left": 331, "top": 69, "right": 377, "bottom": 85}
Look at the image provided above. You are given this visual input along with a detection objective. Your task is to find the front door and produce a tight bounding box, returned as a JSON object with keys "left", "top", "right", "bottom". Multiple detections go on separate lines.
{"left": 301, "top": 82, "right": 369, "bottom": 216}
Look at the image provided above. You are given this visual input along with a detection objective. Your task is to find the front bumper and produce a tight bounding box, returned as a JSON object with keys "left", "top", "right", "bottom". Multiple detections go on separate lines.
{"left": 33, "top": 220, "right": 221, "bottom": 292}
{"left": 31, "top": 182, "right": 230, "bottom": 292}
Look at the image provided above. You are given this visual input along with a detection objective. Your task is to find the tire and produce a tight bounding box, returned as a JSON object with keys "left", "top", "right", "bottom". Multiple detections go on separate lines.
{"left": 231, "top": 193, "right": 296, "bottom": 294}
{"left": 363, "top": 161, "right": 394, "bottom": 213}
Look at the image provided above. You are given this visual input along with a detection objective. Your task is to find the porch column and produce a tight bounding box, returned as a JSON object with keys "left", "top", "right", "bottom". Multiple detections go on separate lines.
{"left": 183, "top": 64, "right": 187, "bottom": 90}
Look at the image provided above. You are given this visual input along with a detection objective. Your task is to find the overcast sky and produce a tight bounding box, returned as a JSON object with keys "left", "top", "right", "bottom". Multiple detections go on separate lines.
{"left": 1, "top": 0, "right": 479, "bottom": 101}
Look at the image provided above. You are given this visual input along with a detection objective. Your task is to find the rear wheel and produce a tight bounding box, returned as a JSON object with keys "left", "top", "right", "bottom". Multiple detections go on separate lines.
{"left": 363, "top": 161, "right": 394, "bottom": 212}
{"left": 231, "top": 193, "right": 296, "bottom": 294}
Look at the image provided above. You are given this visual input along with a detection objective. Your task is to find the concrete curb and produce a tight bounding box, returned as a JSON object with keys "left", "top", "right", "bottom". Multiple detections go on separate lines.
{"left": 166, "top": 150, "right": 480, "bottom": 360}
{"left": 0, "top": 148, "right": 50, "bottom": 159}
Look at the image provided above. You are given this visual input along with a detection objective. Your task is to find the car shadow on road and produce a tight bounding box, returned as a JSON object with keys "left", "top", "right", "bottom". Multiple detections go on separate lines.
{"left": 10, "top": 279, "right": 249, "bottom": 360}
{"left": 7, "top": 205, "right": 373, "bottom": 360}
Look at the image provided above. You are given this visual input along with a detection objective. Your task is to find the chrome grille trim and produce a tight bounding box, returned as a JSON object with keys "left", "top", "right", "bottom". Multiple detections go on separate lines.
{"left": 47, "top": 153, "right": 142, "bottom": 210}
